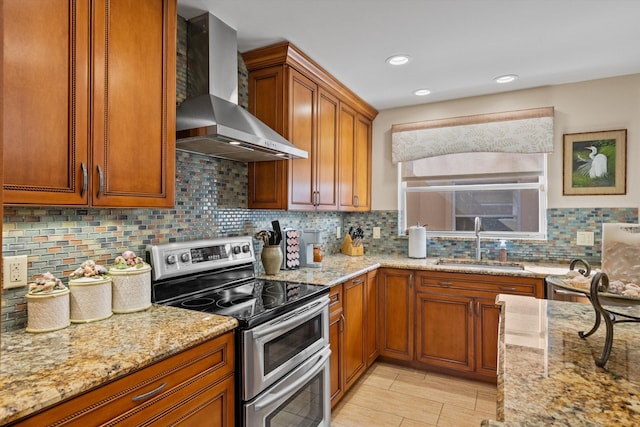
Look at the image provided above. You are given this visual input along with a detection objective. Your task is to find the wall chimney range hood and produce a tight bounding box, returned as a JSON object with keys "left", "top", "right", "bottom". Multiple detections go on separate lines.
{"left": 176, "top": 13, "right": 307, "bottom": 162}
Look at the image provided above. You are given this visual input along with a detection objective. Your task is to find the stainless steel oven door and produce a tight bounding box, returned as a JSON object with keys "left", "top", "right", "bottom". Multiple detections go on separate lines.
{"left": 244, "top": 346, "right": 331, "bottom": 427}
{"left": 242, "top": 296, "right": 329, "bottom": 400}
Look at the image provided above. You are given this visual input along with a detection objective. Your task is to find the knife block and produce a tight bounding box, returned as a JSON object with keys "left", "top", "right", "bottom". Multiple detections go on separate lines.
{"left": 341, "top": 235, "right": 364, "bottom": 256}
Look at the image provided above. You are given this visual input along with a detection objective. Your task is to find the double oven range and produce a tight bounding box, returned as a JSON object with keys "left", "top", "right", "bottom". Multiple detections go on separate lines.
{"left": 147, "top": 237, "right": 331, "bottom": 426}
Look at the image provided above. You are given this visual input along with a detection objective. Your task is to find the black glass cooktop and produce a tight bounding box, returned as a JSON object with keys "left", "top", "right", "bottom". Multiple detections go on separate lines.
{"left": 160, "top": 278, "right": 328, "bottom": 328}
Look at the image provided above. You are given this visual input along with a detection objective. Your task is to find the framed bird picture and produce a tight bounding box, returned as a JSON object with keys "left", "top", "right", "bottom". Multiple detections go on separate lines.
{"left": 563, "top": 129, "right": 627, "bottom": 195}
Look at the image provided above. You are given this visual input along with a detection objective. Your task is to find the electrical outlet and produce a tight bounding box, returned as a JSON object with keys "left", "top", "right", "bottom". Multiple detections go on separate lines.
{"left": 373, "top": 227, "right": 381, "bottom": 239}
{"left": 576, "top": 231, "right": 595, "bottom": 246}
{"left": 3, "top": 255, "right": 28, "bottom": 289}
{"left": 336, "top": 226, "right": 341, "bottom": 239}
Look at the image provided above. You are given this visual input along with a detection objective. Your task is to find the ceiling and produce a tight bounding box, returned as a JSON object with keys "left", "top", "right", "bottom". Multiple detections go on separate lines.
{"left": 177, "top": 0, "right": 640, "bottom": 111}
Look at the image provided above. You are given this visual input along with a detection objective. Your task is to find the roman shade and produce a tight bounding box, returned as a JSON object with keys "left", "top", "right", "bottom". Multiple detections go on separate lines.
{"left": 391, "top": 107, "right": 554, "bottom": 163}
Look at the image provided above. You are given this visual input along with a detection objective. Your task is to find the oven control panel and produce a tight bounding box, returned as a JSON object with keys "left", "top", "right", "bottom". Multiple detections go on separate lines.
{"left": 147, "top": 236, "right": 255, "bottom": 281}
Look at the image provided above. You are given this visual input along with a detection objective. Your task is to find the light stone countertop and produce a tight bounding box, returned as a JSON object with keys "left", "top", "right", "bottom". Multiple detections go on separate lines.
{"left": 0, "top": 305, "right": 237, "bottom": 425}
{"left": 488, "top": 294, "right": 640, "bottom": 426}
{"left": 0, "top": 253, "right": 574, "bottom": 425}
{"left": 255, "top": 253, "right": 572, "bottom": 284}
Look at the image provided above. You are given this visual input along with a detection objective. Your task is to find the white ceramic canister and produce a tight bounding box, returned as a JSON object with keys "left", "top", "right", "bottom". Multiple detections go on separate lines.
{"left": 408, "top": 225, "right": 427, "bottom": 258}
{"left": 26, "top": 288, "right": 71, "bottom": 333}
{"left": 109, "top": 264, "right": 152, "bottom": 313}
{"left": 69, "top": 276, "right": 113, "bottom": 323}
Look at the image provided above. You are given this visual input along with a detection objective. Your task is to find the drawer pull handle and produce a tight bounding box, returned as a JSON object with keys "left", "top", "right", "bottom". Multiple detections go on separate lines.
{"left": 499, "top": 286, "right": 517, "bottom": 291}
{"left": 352, "top": 279, "right": 364, "bottom": 285}
{"left": 438, "top": 281, "right": 454, "bottom": 287}
{"left": 132, "top": 382, "right": 167, "bottom": 402}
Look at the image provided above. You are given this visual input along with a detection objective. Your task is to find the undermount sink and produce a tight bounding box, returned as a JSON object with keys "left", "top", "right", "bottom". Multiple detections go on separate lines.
{"left": 435, "top": 258, "right": 525, "bottom": 271}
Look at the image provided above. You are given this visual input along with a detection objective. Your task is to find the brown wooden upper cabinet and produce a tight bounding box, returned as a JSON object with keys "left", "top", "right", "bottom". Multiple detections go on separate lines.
{"left": 3, "top": 0, "right": 176, "bottom": 208}
{"left": 243, "top": 42, "right": 378, "bottom": 211}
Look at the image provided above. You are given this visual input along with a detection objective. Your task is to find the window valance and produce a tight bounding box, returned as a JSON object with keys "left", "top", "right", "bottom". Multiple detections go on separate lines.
{"left": 391, "top": 107, "right": 554, "bottom": 163}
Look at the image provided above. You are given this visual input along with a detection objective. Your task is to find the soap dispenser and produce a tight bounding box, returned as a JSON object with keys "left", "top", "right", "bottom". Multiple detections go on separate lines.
{"left": 499, "top": 240, "right": 508, "bottom": 262}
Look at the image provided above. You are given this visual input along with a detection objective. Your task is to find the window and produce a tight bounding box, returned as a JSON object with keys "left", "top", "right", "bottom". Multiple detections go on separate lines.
{"left": 398, "top": 151, "right": 547, "bottom": 239}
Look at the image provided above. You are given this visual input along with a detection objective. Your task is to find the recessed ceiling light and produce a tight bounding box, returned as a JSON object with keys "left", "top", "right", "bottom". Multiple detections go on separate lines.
{"left": 494, "top": 74, "right": 518, "bottom": 84}
{"left": 414, "top": 89, "right": 431, "bottom": 96}
{"left": 386, "top": 55, "right": 411, "bottom": 66}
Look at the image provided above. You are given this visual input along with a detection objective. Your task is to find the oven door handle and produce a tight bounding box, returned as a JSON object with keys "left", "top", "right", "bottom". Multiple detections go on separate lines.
{"left": 252, "top": 298, "right": 328, "bottom": 339}
{"left": 254, "top": 347, "right": 330, "bottom": 411}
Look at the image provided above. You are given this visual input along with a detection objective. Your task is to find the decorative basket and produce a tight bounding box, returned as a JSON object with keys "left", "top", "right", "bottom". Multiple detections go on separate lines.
{"left": 109, "top": 265, "right": 152, "bottom": 313}
{"left": 69, "top": 276, "right": 113, "bottom": 323}
{"left": 26, "top": 289, "right": 71, "bottom": 333}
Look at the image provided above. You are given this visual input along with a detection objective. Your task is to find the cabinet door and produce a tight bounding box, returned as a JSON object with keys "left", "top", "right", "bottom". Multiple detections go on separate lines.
{"left": 315, "top": 88, "right": 339, "bottom": 210}
{"left": 3, "top": 0, "right": 90, "bottom": 205}
{"left": 338, "top": 103, "right": 356, "bottom": 210}
{"left": 416, "top": 292, "right": 474, "bottom": 372}
{"left": 288, "top": 69, "right": 317, "bottom": 210}
{"left": 353, "top": 114, "right": 371, "bottom": 210}
{"left": 343, "top": 275, "right": 366, "bottom": 390}
{"left": 328, "top": 284, "right": 344, "bottom": 407}
{"left": 329, "top": 310, "right": 344, "bottom": 407}
{"left": 247, "top": 66, "right": 288, "bottom": 209}
{"left": 91, "top": 0, "right": 175, "bottom": 208}
{"left": 475, "top": 297, "right": 501, "bottom": 377}
{"left": 378, "top": 268, "right": 414, "bottom": 361}
{"left": 365, "top": 269, "right": 379, "bottom": 366}
{"left": 338, "top": 104, "right": 371, "bottom": 211}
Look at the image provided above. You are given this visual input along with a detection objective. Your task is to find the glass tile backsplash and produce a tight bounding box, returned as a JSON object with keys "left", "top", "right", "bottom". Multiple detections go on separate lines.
{"left": 3, "top": 149, "right": 636, "bottom": 332}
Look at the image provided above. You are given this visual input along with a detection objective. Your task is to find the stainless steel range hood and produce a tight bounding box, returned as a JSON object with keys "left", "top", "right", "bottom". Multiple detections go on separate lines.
{"left": 176, "top": 13, "right": 307, "bottom": 162}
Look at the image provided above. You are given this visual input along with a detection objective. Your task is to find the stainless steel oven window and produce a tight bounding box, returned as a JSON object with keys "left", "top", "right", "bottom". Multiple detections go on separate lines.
{"left": 245, "top": 346, "right": 331, "bottom": 427}
{"left": 264, "top": 314, "right": 322, "bottom": 375}
{"left": 242, "top": 297, "right": 330, "bottom": 400}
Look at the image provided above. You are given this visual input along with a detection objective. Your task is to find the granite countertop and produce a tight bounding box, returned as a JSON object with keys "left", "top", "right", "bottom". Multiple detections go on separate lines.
{"left": 0, "top": 253, "right": 572, "bottom": 425}
{"left": 490, "top": 294, "right": 640, "bottom": 426}
{"left": 255, "top": 253, "right": 571, "bottom": 284}
{"left": 0, "top": 305, "right": 237, "bottom": 425}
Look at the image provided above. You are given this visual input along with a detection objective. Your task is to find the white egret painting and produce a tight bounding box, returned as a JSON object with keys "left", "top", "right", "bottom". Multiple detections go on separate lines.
{"left": 563, "top": 129, "right": 626, "bottom": 195}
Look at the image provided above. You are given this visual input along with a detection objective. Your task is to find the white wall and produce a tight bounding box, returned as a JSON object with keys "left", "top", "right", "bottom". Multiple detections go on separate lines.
{"left": 371, "top": 74, "right": 640, "bottom": 211}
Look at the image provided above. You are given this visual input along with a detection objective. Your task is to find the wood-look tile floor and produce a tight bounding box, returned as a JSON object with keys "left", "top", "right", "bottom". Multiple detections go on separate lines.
{"left": 331, "top": 362, "right": 497, "bottom": 427}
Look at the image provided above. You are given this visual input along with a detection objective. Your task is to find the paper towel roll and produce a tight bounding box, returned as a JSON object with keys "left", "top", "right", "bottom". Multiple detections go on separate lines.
{"left": 408, "top": 226, "right": 427, "bottom": 258}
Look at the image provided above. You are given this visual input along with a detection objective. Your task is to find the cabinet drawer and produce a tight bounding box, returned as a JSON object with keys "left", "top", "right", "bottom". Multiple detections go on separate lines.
{"left": 111, "top": 370, "right": 235, "bottom": 426}
{"left": 329, "top": 284, "right": 343, "bottom": 316}
{"left": 416, "top": 271, "right": 541, "bottom": 297}
{"left": 14, "top": 332, "right": 234, "bottom": 426}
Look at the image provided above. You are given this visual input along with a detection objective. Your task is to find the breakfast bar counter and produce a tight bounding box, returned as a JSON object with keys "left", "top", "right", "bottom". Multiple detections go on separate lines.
{"left": 490, "top": 294, "right": 640, "bottom": 426}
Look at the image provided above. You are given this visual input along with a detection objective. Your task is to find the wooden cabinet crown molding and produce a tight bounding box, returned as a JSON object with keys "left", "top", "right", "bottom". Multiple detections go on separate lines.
{"left": 243, "top": 42, "right": 378, "bottom": 121}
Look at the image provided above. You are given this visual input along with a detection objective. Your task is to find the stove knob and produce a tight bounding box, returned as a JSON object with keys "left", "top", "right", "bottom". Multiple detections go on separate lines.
{"left": 242, "top": 244, "right": 251, "bottom": 253}
{"left": 166, "top": 254, "right": 177, "bottom": 265}
{"left": 180, "top": 252, "right": 191, "bottom": 263}
{"left": 232, "top": 246, "right": 241, "bottom": 255}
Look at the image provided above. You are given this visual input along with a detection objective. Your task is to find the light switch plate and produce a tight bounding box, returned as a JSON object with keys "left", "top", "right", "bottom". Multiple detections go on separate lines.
{"left": 576, "top": 231, "right": 595, "bottom": 246}
{"left": 373, "top": 227, "right": 381, "bottom": 239}
{"left": 336, "top": 226, "right": 341, "bottom": 239}
{"left": 3, "top": 255, "right": 29, "bottom": 289}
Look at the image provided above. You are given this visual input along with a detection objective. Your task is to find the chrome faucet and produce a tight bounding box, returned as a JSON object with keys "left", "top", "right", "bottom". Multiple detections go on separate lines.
{"left": 474, "top": 216, "right": 482, "bottom": 261}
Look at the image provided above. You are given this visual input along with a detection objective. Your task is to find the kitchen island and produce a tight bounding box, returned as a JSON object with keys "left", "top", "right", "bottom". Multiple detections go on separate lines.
{"left": 0, "top": 305, "right": 237, "bottom": 425}
{"left": 488, "top": 294, "right": 640, "bottom": 426}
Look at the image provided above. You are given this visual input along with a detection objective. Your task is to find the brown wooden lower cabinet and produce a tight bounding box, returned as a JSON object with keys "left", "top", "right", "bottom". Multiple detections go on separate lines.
{"left": 329, "top": 270, "right": 379, "bottom": 407}
{"left": 10, "top": 332, "right": 235, "bottom": 427}
{"left": 378, "top": 268, "right": 543, "bottom": 382}
{"left": 378, "top": 268, "right": 414, "bottom": 361}
{"left": 328, "top": 284, "right": 345, "bottom": 407}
